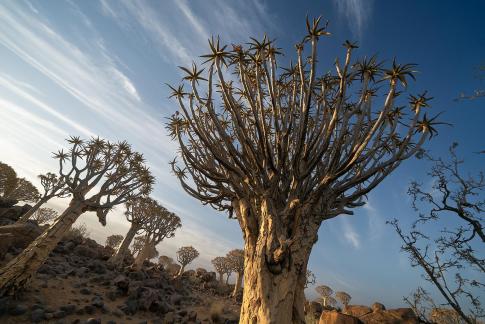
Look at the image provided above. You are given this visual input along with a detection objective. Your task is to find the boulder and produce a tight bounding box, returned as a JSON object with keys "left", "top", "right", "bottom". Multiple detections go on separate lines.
{"left": 184, "top": 269, "right": 196, "bottom": 277}
{"left": 343, "top": 305, "right": 372, "bottom": 318}
{"left": 305, "top": 301, "right": 323, "bottom": 319}
{"left": 360, "top": 308, "right": 418, "bottom": 324}
{"left": 113, "top": 275, "right": 130, "bottom": 292}
{"left": 371, "top": 302, "right": 385, "bottom": 312}
{"left": 137, "top": 287, "right": 160, "bottom": 311}
{"left": 0, "top": 203, "right": 30, "bottom": 225}
{"left": 0, "top": 221, "right": 43, "bottom": 257}
{"left": 319, "top": 310, "right": 363, "bottom": 324}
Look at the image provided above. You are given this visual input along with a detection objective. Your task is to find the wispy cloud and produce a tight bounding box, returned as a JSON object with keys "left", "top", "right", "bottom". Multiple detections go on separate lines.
{"left": 0, "top": 0, "right": 260, "bottom": 272}
{"left": 174, "top": 0, "right": 210, "bottom": 41}
{"left": 0, "top": 73, "right": 95, "bottom": 137}
{"left": 100, "top": 0, "right": 273, "bottom": 67}
{"left": 341, "top": 217, "right": 361, "bottom": 249}
{"left": 333, "top": 0, "right": 373, "bottom": 39}
{"left": 363, "top": 199, "right": 385, "bottom": 240}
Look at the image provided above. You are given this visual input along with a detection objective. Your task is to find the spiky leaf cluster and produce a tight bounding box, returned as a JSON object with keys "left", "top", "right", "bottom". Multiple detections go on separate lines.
{"left": 54, "top": 137, "right": 154, "bottom": 225}
{"left": 105, "top": 234, "right": 124, "bottom": 250}
{"left": 176, "top": 246, "right": 199, "bottom": 267}
{"left": 38, "top": 172, "right": 70, "bottom": 200}
{"left": 125, "top": 196, "right": 163, "bottom": 230}
{"left": 141, "top": 199, "right": 181, "bottom": 244}
{"left": 167, "top": 16, "right": 439, "bottom": 225}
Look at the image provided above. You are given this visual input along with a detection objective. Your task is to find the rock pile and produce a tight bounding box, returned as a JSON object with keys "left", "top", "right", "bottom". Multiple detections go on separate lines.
{"left": 314, "top": 303, "right": 419, "bottom": 324}
{"left": 0, "top": 231, "right": 240, "bottom": 323}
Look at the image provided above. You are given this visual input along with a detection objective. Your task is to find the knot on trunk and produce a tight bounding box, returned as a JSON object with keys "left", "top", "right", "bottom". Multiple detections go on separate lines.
{"left": 266, "top": 240, "right": 290, "bottom": 274}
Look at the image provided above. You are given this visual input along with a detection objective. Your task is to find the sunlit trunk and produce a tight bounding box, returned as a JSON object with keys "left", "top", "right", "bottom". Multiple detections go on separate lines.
{"left": 232, "top": 271, "right": 243, "bottom": 297}
{"left": 177, "top": 264, "right": 185, "bottom": 277}
{"left": 17, "top": 197, "right": 48, "bottom": 223}
{"left": 0, "top": 199, "right": 86, "bottom": 296}
{"left": 108, "top": 224, "right": 138, "bottom": 267}
{"left": 237, "top": 200, "right": 317, "bottom": 324}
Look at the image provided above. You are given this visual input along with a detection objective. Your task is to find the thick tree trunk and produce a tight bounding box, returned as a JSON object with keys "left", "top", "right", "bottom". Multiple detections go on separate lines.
{"left": 236, "top": 199, "right": 318, "bottom": 324}
{"left": 226, "top": 273, "right": 231, "bottom": 284}
{"left": 0, "top": 199, "right": 85, "bottom": 296}
{"left": 108, "top": 224, "right": 138, "bottom": 267}
{"left": 17, "top": 197, "right": 48, "bottom": 223}
{"left": 231, "top": 271, "right": 243, "bottom": 297}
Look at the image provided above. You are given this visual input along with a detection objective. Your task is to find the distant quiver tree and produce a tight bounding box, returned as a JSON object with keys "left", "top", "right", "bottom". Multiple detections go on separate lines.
{"left": 109, "top": 197, "right": 162, "bottom": 267}
{"left": 18, "top": 172, "right": 69, "bottom": 223}
{"left": 0, "top": 137, "right": 154, "bottom": 296}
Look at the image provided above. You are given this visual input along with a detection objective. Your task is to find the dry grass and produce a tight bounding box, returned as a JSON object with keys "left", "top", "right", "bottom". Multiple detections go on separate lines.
{"left": 209, "top": 301, "right": 225, "bottom": 323}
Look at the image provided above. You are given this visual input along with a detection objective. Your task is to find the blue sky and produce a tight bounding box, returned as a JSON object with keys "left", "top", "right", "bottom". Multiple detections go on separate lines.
{"left": 0, "top": 0, "right": 484, "bottom": 308}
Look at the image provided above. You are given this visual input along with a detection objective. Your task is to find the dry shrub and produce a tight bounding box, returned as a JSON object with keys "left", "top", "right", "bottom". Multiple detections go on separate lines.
{"left": 210, "top": 301, "right": 224, "bottom": 323}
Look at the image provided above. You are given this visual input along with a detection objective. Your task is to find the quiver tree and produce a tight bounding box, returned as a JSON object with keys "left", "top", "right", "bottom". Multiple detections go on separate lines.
{"left": 105, "top": 234, "right": 124, "bottom": 250}
{"left": 109, "top": 197, "right": 161, "bottom": 267}
{"left": 0, "top": 137, "right": 153, "bottom": 296}
{"left": 335, "top": 291, "right": 351, "bottom": 309}
{"left": 159, "top": 255, "right": 174, "bottom": 269}
{"left": 30, "top": 207, "right": 58, "bottom": 225}
{"left": 305, "top": 270, "right": 316, "bottom": 288}
{"left": 227, "top": 249, "right": 244, "bottom": 297}
{"left": 133, "top": 203, "right": 181, "bottom": 270}
{"left": 0, "top": 162, "right": 40, "bottom": 204}
{"left": 176, "top": 246, "right": 199, "bottom": 276}
{"left": 18, "top": 172, "right": 69, "bottom": 223}
{"left": 212, "top": 256, "right": 231, "bottom": 284}
{"left": 166, "top": 16, "right": 440, "bottom": 323}
{"left": 133, "top": 236, "right": 159, "bottom": 266}
{"left": 315, "top": 285, "right": 334, "bottom": 307}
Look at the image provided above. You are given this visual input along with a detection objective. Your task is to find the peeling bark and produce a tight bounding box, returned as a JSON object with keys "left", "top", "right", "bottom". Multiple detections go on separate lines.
{"left": 0, "top": 200, "right": 85, "bottom": 296}
{"left": 237, "top": 201, "right": 318, "bottom": 324}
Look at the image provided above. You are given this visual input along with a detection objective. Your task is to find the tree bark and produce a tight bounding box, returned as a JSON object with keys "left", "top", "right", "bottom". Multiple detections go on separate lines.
{"left": 232, "top": 271, "right": 243, "bottom": 297}
{"left": 108, "top": 224, "right": 138, "bottom": 267}
{"left": 17, "top": 197, "right": 48, "bottom": 223}
{"left": 237, "top": 200, "right": 318, "bottom": 324}
{"left": 0, "top": 199, "right": 85, "bottom": 296}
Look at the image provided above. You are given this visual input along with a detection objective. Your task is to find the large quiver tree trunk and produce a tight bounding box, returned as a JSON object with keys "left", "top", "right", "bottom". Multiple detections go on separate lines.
{"left": 0, "top": 200, "right": 85, "bottom": 296}
{"left": 237, "top": 200, "right": 319, "bottom": 324}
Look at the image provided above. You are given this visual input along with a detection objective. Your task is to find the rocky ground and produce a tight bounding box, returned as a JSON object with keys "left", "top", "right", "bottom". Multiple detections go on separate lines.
{"left": 0, "top": 199, "right": 421, "bottom": 324}
{"left": 0, "top": 200, "right": 240, "bottom": 324}
{"left": 306, "top": 301, "right": 420, "bottom": 324}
